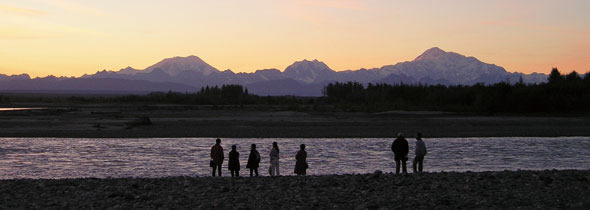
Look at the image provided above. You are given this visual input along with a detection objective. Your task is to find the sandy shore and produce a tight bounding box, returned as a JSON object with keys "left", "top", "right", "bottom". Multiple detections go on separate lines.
{"left": 0, "top": 105, "right": 589, "bottom": 138}
{"left": 1, "top": 170, "right": 588, "bottom": 209}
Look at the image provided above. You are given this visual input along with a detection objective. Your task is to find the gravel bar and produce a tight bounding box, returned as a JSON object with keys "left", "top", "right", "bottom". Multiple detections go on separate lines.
{"left": 1, "top": 170, "right": 589, "bottom": 209}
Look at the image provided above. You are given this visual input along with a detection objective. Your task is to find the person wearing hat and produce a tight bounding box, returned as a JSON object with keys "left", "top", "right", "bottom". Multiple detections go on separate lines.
{"left": 391, "top": 132, "right": 409, "bottom": 174}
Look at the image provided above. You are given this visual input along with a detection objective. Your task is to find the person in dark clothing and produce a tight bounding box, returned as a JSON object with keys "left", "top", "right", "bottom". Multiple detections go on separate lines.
{"left": 210, "top": 138, "right": 224, "bottom": 177}
{"left": 391, "top": 133, "right": 409, "bottom": 174}
{"left": 294, "top": 144, "right": 308, "bottom": 176}
{"left": 246, "top": 144, "right": 261, "bottom": 177}
{"left": 228, "top": 145, "right": 240, "bottom": 177}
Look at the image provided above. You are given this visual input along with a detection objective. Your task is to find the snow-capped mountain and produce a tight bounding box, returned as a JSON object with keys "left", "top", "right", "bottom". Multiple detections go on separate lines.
{"left": 1, "top": 47, "right": 549, "bottom": 96}
{"left": 144, "top": 55, "right": 218, "bottom": 76}
{"left": 378, "top": 47, "right": 544, "bottom": 85}
{"left": 117, "top": 66, "right": 142, "bottom": 75}
{"left": 379, "top": 47, "right": 515, "bottom": 85}
{"left": 252, "top": 69, "right": 285, "bottom": 81}
{"left": 413, "top": 47, "right": 452, "bottom": 61}
{"left": 283, "top": 59, "right": 336, "bottom": 84}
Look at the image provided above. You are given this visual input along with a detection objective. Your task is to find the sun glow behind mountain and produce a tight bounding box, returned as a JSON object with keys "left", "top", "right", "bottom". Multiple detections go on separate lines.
{"left": 0, "top": 0, "right": 589, "bottom": 77}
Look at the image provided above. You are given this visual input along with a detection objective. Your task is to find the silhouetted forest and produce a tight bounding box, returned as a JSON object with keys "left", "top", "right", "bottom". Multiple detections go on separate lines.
{"left": 324, "top": 68, "right": 589, "bottom": 113}
{"left": 1, "top": 68, "right": 588, "bottom": 114}
{"left": 0, "top": 84, "right": 317, "bottom": 111}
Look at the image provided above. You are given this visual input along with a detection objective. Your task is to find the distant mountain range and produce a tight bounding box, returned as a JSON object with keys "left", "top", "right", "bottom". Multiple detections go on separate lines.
{"left": 0, "top": 47, "right": 548, "bottom": 96}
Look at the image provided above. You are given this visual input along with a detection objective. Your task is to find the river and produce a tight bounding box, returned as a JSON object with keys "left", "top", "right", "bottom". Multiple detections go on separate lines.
{"left": 1, "top": 137, "right": 589, "bottom": 179}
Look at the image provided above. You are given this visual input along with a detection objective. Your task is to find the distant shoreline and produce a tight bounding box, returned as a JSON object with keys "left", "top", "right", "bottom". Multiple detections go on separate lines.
{"left": 1, "top": 170, "right": 588, "bottom": 209}
{"left": 0, "top": 105, "right": 588, "bottom": 138}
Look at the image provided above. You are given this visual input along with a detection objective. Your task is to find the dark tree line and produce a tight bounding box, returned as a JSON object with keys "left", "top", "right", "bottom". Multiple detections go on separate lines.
{"left": 108, "top": 84, "right": 255, "bottom": 105}
{"left": 0, "top": 84, "right": 317, "bottom": 111}
{"left": 323, "top": 68, "right": 590, "bottom": 113}
{"left": 2, "top": 68, "right": 588, "bottom": 114}
{"left": 0, "top": 94, "right": 9, "bottom": 103}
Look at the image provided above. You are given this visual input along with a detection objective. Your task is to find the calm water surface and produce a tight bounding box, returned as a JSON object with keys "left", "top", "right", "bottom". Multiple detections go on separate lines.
{"left": 1, "top": 137, "right": 589, "bottom": 179}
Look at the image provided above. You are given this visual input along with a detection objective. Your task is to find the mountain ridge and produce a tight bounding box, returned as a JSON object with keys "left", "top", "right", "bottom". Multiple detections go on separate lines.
{"left": 1, "top": 48, "right": 550, "bottom": 96}
{"left": 144, "top": 55, "right": 218, "bottom": 76}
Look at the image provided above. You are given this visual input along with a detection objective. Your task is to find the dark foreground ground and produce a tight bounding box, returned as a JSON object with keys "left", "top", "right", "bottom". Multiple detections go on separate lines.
{"left": 1, "top": 170, "right": 589, "bottom": 209}
{"left": 0, "top": 105, "right": 589, "bottom": 138}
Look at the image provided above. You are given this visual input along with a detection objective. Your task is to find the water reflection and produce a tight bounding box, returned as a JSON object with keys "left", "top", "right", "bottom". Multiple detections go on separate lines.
{"left": 0, "top": 137, "right": 589, "bottom": 179}
{"left": 0, "top": 108, "right": 46, "bottom": 111}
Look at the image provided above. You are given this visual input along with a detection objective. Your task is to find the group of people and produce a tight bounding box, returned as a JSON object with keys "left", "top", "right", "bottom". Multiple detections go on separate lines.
{"left": 209, "top": 132, "right": 427, "bottom": 177}
{"left": 391, "top": 132, "right": 428, "bottom": 174}
{"left": 210, "top": 139, "right": 308, "bottom": 177}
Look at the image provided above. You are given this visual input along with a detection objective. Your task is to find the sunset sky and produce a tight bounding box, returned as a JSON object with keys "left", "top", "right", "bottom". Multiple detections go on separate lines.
{"left": 1, "top": 0, "right": 589, "bottom": 77}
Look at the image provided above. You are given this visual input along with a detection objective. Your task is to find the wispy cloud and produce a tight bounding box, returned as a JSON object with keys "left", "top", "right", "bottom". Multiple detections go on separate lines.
{"left": 297, "top": 0, "right": 370, "bottom": 11}
{"left": 0, "top": 4, "right": 46, "bottom": 16}
{"left": 0, "top": 34, "right": 47, "bottom": 39}
{"left": 483, "top": 16, "right": 590, "bottom": 35}
{"left": 0, "top": 1, "right": 115, "bottom": 40}
{"left": 279, "top": 0, "right": 372, "bottom": 26}
{"left": 0, "top": 22, "right": 108, "bottom": 40}
{"left": 0, "top": 26, "right": 48, "bottom": 39}
{"left": 39, "top": 0, "right": 114, "bottom": 18}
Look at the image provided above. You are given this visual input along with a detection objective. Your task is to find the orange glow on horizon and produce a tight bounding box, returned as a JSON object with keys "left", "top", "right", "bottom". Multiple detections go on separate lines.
{"left": 0, "top": 0, "right": 588, "bottom": 77}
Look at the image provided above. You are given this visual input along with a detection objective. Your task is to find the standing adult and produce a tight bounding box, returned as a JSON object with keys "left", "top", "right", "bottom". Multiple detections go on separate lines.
{"left": 294, "top": 144, "right": 308, "bottom": 176}
{"left": 391, "top": 133, "right": 409, "bottom": 174}
{"left": 228, "top": 145, "right": 240, "bottom": 177}
{"left": 413, "top": 132, "right": 427, "bottom": 173}
{"left": 210, "top": 138, "right": 224, "bottom": 177}
{"left": 246, "top": 144, "right": 261, "bottom": 177}
{"left": 269, "top": 142, "right": 280, "bottom": 176}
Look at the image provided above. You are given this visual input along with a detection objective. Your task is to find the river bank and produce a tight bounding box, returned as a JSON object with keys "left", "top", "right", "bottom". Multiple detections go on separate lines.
{"left": 1, "top": 170, "right": 589, "bottom": 209}
{"left": 0, "top": 105, "right": 588, "bottom": 138}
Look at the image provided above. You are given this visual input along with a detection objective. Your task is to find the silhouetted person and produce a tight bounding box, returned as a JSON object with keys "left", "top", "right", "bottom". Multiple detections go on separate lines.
{"left": 246, "top": 144, "right": 261, "bottom": 176}
{"left": 294, "top": 144, "right": 308, "bottom": 176}
{"left": 391, "top": 133, "right": 409, "bottom": 174}
{"left": 228, "top": 145, "right": 240, "bottom": 177}
{"left": 269, "top": 142, "right": 280, "bottom": 176}
{"left": 413, "top": 132, "right": 427, "bottom": 173}
{"left": 210, "top": 138, "right": 224, "bottom": 177}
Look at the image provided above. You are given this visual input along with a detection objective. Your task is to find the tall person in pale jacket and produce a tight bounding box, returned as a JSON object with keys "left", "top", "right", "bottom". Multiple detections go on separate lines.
{"left": 413, "top": 132, "right": 427, "bottom": 173}
{"left": 269, "top": 142, "right": 280, "bottom": 176}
